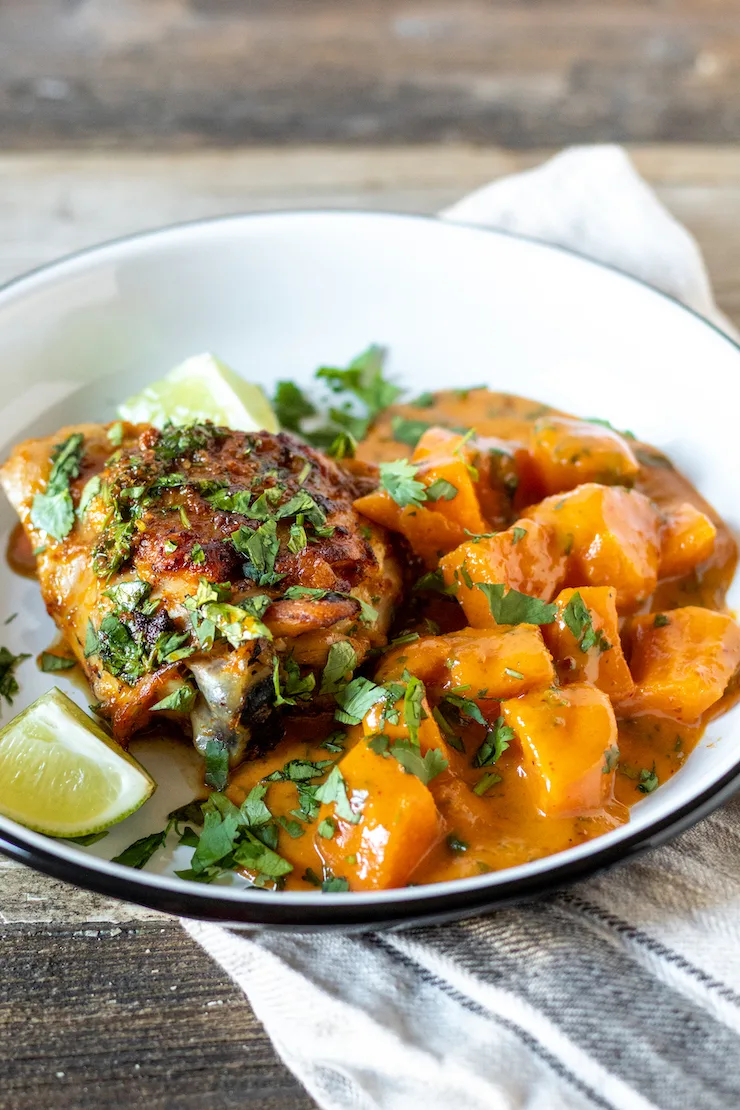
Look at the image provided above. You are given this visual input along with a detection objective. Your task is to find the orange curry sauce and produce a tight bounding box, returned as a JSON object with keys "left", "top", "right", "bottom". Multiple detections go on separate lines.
{"left": 227, "top": 390, "right": 738, "bottom": 890}
{"left": 8, "top": 390, "right": 738, "bottom": 891}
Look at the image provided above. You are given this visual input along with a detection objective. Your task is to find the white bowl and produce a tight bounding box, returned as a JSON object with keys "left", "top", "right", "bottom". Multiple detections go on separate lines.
{"left": 1, "top": 211, "right": 738, "bottom": 929}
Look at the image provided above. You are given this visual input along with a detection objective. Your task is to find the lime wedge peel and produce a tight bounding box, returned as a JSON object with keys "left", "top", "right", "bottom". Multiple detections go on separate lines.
{"left": 0, "top": 688, "right": 155, "bottom": 838}
{"left": 118, "top": 352, "right": 279, "bottom": 433}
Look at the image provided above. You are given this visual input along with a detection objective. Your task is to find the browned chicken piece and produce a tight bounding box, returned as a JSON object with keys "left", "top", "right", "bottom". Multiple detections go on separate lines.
{"left": 0, "top": 422, "right": 401, "bottom": 768}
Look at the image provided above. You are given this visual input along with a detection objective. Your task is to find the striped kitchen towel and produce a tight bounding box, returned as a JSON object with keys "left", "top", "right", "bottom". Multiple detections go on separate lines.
{"left": 184, "top": 146, "right": 740, "bottom": 1110}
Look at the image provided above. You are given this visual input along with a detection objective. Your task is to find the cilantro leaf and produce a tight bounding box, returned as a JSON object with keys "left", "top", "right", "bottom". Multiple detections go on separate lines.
{"left": 273, "top": 380, "right": 316, "bottom": 432}
{"left": 316, "top": 345, "right": 399, "bottom": 425}
{"left": 232, "top": 518, "right": 284, "bottom": 587}
{"left": 314, "top": 764, "right": 364, "bottom": 824}
{"left": 475, "top": 583, "right": 557, "bottom": 626}
{"left": 473, "top": 771, "right": 502, "bottom": 796}
{"left": 0, "top": 647, "right": 29, "bottom": 709}
{"left": 426, "top": 478, "right": 458, "bottom": 502}
{"left": 403, "top": 674, "right": 426, "bottom": 745}
{"left": 103, "top": 578, "right": 153, "bottom": 613}
{"left": 321, "top": 874, "right": 350, "bottom": 893}
{"left": 474, "top": 716, "right": 514, "bottom": 767}
{"left": 273, "top": 656, "right": 316, "bottom": 706}
{"left": 232, "top": 831, "right": 293, "bottom": 880}
{"left": 562, "top": 591, "right": 611, "bottom": 653}
{"left": 334, "top": 676, "right": 387, "bottom": 725}
{"left": 441, "top": 693, "right": 487, "bottom": 729}
{"left": 111, "top": 829, "right": 168, "bottom": 869}
{"left": 204, "top": 739, "right": 229, "bottom": 791}
{"left": 240, "top": 783, "right": 272, "bottom": 827}
{"left": 638, "top": 765, "right": 659, "bottom": 793}
{"left": 320, "top": 640, "right": 358, "bottom": 695}
{"left": 30, "top": 432, "right": 85, "bottom": 542}
{"left": 390, "top": 415, "right": 432, "bottom": 448}
{"left": 151, "top": 683, "right": 198, "bottom": 713}
{"left": 264, "top": 758, "right": 334, "bottom": 783}
{"left": 39, "top": 651, "right": 77, "bottom": 673}
{"left": 389, "top": 741, "right": 448, "bottom": 785}
{"left": 379, "top": 459, "right": 427, "bottom": 509}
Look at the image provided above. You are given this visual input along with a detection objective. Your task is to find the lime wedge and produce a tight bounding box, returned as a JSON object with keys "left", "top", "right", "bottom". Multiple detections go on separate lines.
{"left": 0, "top": 688, "right": 155, "bottom": 837}
{"left": 118, "top": 352, "right": 279, "bottom": 433}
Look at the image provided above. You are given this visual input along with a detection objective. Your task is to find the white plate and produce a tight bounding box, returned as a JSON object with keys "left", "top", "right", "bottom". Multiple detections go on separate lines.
{"left": 0, "top": 211, "right": 738, "bottom": 929}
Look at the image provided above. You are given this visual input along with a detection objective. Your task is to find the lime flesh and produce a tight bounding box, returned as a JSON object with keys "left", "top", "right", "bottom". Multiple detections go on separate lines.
{"left": 118, "top": 352, "right": 279, "bottom": 433}
{"left": 0, "top": 688, "right": 155, "bottom": 837}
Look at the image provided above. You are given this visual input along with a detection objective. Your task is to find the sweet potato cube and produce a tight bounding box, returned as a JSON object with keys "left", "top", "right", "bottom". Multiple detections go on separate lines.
{"left": 354, "top": 488, "right": 470, "bottom": 566}
{"left": 501, "top": 683, "right": 619, "bottom": 817}
{"left": 543, "top": 586, "right": 634, "bottom": 701}
{"left": 377, "top": 625, "right": 555, "bottom": 711}
{"left": 529, "top": 416, "right": 639, "bottom": 496}
{"left": 439, "top": 518, "right": 566, "bottom": 628}
{"left": 623, "top": 606, "right": 740, "bottom": 722}
{"left": 659, "top": 502, "right": 717, "bottom": 578}
{"left": 316, "top": 737, "right": 441, "bottom": 890}
{"left": 531, "top": 483, "right": 661, "bottom": 612}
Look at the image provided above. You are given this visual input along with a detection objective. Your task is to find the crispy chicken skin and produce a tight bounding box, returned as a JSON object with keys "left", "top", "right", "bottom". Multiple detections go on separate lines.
{"left": 0, "top": 422, "right": 401, "bottom": 762}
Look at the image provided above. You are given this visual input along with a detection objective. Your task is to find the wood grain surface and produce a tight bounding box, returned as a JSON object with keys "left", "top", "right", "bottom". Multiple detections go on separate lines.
{"left": 1, "top": 143, "right": 740, "bottom": 1110}
{"left": 3, "top": 1, "right": 740, "bottom": 146}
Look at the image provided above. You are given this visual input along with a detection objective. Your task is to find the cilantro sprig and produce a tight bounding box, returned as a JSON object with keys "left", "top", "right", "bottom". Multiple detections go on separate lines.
{"left": 562, "top": 591, "right": 611, "bottom": 653}
{"left": 475, "top": 583, "right": 557, "bottom": 626}
{"left": 30, "top": 432, "right": 85, "bottom": 542}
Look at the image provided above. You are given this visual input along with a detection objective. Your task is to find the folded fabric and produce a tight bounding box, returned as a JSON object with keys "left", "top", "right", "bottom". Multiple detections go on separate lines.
{"left": 183, "top": 145, "right": 740, "bottom": 1110}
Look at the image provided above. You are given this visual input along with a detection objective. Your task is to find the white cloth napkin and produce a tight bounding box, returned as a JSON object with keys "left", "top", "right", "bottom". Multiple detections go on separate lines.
{"left": 183, "top": 146, "right": 740, "bottom": 1110}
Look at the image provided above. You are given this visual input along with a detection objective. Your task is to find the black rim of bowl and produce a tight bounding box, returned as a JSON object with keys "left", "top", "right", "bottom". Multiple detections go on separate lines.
{"left": 1, "top": 209, "right": 739, "bottom": 929}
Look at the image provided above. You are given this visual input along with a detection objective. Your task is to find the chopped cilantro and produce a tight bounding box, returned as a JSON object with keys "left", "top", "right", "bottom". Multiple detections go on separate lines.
{"left": 637, "top": 765, "right": 659, "bottom": 794}
{"left": 0, "top": 647, "right": 30, "bottom": 708}
{"left": 426, "top": 478, "right": 458, "bottom": 502}
{"left": 653, "top": 613, "right": 670, "bottom": 628}
{"left": 164, "top": 539, "right": 178, "bottom": 554}
{"left": 232, "top": 519, "right": 284, "bottom": 587}
{"left": 318, "top": 817, "right": 336, "bottom": 839}
{"left": 379, "top": 458, "right": 427, "bottom": 509}
{"left": 103, "top": 578, "right": 153, "bottom": 613}
{"left": 30, "top": 432, "right": 85, "bottom": 542}
{"left": 403, "top": 675, "right": 426, "bottom": 745}
{"left": 389, "top": 741, "right": 448, "bottom": 785}
{"left": 273, "top": 656, "right": 316, "bottom": 706}
{"left": 321, "top": 874, "right": 350, "bottom": 893}
{"left": 446, "top": 835, "right": 468, "bottom": 853}
{"left": 511, "top": 526, "right": 527, "bottom": 545}
{"left": 151, "top": 683, "right": 198, "bottom": 713}
{"left": 474, "top": 716, "right": 514, "bottom": 767}
{"left": 39, "top": 652, "right": 77, "bottom": 673}
{"left": 602, "top": 745, "right": 620, "bottom": 773}
{"left": 78, "top": 474, "right": 101, "bottom": 515}
{"left": 440, "top": 693, "right": 487, "bottom": 728}
{"left": 390, "top": 415, "right": 432, "bottom": 448}
{"left": 112, "top": 830, "right": 167, "bottom": 869}
{"left": 327, "top": 431, "right": 357, "bottom": 459}
{"left": 273, "top": 380, "right": 316, "bottom": 432}
{"left": 107, "top": 422, "right": 125, "bottom": 447}
{"left": 504, "top": 667, "right": 524, "bottom": 680}
{"left": 562, "top": 591, "right": 611, "bottom": 653}
{"left": 320, "top": 641, "right": 358, "bottom": 696}
{"left": 473, "top": 771, "right": 502, "bottom": 796}
{"left": 204, "top": 739, "right": 229, "bottom": 791}
{"left": 314, "top": 765, "right": 364, "bottom": 824}
{"left": 334, "top": 676, "right": 387, "bottom": 725}
{"left": 191, "top": 542, "right": 205, "bottom": 565}
{"left": 412, "top": 392, "right": 435, "bottom": 408}
{"left": 476, "top": 583, "right": 557, "bottom": 626}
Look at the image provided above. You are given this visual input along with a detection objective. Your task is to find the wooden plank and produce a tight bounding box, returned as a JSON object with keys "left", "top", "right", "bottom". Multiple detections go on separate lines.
{"left": 2, "top": 2, "right": 740, "bottom": 146}
{"left": 0, "top": 920, "right": 316, "bottom": 1110}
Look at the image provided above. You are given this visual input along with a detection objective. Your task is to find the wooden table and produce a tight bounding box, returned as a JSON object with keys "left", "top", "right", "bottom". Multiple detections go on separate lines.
{"left": 1, "top": 144, "right": 739, "bottom": 1110}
